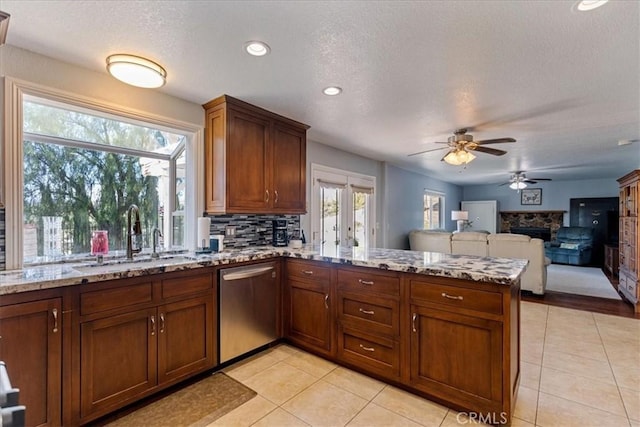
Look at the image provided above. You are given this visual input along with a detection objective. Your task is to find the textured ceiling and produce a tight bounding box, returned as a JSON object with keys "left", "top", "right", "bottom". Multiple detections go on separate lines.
{"left": 2, "top": 0, "right": 639, "bottom": 185}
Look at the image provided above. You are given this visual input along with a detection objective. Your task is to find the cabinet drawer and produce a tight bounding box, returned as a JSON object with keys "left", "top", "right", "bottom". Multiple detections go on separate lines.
{"left": 410, "top": 281, "right": 503, "bottom": 315}
{"left": 338, "top": 291, "right": 399, "bottom": 336}
{"left": 337, "top": 326, "right": 400, "bottom": 379}
{"left": 161, "top": 272, "right": 213, "bottom": 300}
{"left": 337, "top": 269, "right": 400, "bottom": 297}
{"left": 287, "top": 260, "right": 331, "bottom": 282}
{"left": 80, "top": 281, "right": 153, "bottom": 316}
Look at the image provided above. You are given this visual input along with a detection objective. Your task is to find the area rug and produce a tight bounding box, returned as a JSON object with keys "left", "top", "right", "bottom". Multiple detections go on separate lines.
{"left": 107, "top": 372, "right": 256, "bottom": 426}
{"left": 546, "top": 264, "right": 621, "bottom": 300}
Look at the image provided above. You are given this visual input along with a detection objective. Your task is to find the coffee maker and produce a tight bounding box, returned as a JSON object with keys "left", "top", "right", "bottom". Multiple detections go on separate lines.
{"left": 272, "top": 219, "right": 288, "bottom": 247}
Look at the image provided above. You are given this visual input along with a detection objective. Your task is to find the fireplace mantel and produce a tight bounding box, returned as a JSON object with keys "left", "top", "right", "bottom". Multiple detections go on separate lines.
{"left": 499, "top": 210, "right": 566, "bottom": 240}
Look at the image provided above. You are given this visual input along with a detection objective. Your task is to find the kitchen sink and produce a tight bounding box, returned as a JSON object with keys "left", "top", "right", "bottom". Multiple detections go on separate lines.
{"left": 73, "top": 255, "right": 198, "bottom": 274}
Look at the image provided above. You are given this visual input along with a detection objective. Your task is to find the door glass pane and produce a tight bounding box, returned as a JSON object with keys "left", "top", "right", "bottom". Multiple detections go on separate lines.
{"left": 353, "top": 191, "right": 370, "bottom": 248}
{"left": 321, "top": 187, "right": 341, "bottom": 256}
{"left": 424, "top": 193, "right": 443, "bottom": 229}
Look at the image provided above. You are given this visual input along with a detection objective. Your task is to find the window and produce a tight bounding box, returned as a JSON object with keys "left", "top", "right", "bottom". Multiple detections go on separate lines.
{"left": 424, "top": 191, "right": 445, "bottom": 229}
{"left": 311, "top": 165, "right": 376, "bottom": 256}
{"left": 3, "top": 79, "right": 202, "bottom": 268}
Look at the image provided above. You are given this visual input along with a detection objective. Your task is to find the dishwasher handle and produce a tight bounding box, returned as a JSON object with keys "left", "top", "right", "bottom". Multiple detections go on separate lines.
{"left": 222, "top": 265, "right": 275, "bottom": 281}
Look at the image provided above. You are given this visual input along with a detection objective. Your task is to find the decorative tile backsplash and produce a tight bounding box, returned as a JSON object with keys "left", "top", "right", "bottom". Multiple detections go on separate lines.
{"left": 500, "top": 211, "right": 564, "bottom": 241}
{"left": 207, "top": 214, "right": 301, "bottom": 248}
{"left": 0, "top": 207, "right": 5, "bottom": 271}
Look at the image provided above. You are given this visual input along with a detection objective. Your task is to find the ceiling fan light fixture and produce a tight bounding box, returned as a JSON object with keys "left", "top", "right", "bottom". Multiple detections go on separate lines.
{"left": 574, "top": 0, "right": 609, "bottom": 11}
{"left": 106, "top": 54, "right": 166, "bottom": 88}
{"left": 444, "top": 149, "right": 476, "bottom": 166}
{"left": 509, "top": 181, "right": 527, "bottom": 190}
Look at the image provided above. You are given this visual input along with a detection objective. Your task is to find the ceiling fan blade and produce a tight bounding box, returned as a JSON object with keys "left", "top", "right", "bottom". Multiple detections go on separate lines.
{"left": 523, "top": 180, "right": 538, "bottom": 184}
{"left": 407, "top": 146, "right": 448, "bottom": 157}
{"left": 528, "top": 178, "right": 552, "bottom": 181}
{"left": 471, "top": 146, "right": 507, "bottom": 156}
{"left": 498, "top": 182, "right": 511, "bottom": 186}
{"left": 475, "top": 138, "right": 516, "bottom": 145}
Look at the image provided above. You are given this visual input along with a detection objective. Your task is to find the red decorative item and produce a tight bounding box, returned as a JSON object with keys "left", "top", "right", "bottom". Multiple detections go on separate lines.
{"left": 91, "top": 230, "right": 109, "bottom": 255}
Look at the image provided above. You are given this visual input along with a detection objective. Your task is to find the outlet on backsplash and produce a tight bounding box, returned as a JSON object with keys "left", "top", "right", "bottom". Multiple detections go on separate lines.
{"left": 225, "top": 226, "right": 236, "bottom": 237}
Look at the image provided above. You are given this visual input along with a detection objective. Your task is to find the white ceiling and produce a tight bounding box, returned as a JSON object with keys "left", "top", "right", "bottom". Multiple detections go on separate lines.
{"left": 2, "top": 0, "right": 639, "bottom": 185}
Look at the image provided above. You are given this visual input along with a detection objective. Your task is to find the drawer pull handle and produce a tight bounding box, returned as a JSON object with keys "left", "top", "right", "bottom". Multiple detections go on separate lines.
{"left": 442, "top": 292, "right": 463, "bottom": 301}
{"left": 358, "top": 279, "right": 374, "bottom": 285}
{"left": 52, "top": 308, "right": 59, "bottom": 333}
{"left": 359, "top": 308, "right": 375, "bottom": 315}
{"left": 150, "top": 315, "right": 156, "bottom": 336}
{"left": 160, "top": 313, "right": 165, "bottom": 333}
{"left": 302, "top": 270, "right": 314, "bottom": 275}
{"left": 324, "top": 294, "right": 329, "bottom": 309}
{"left": 412, "top": 313, "right": 417, "bottom": 332}
{"left": 359, "top": 344, "right": 375, "bottom": 352}
{"left": 274, "top": 190, "right": 279, "bottom": 204}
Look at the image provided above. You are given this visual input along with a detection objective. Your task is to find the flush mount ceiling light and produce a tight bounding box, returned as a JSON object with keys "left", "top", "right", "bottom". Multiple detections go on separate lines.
{"left": 323, "top": 86, "right": 342, "bottom": 96}
{"left": 443, "top": 149, "right": 476, "bottom": 166}
{"left": 106, "top": 54, "right": 167, "bottom": 88}
{"left": 574, "top": 0, "right": 609, "bottom": 11}
{"left": 244, "top": 40, "right": 271, "bottom": 56}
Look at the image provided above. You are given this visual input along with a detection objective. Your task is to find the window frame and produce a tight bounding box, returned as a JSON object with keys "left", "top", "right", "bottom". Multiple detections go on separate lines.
{"left": 2, "top": 77, "right": 204, "bottom": 269}
{"left": 423, "top": 189, "right": 445, "bottom": 230}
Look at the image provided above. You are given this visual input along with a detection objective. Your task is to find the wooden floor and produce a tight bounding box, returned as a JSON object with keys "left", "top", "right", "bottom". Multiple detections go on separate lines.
{"left": 522, "top": 269, "right": 640, "bottom": 319}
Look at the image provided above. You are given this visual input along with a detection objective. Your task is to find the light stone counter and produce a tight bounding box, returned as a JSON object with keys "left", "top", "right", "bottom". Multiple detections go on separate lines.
{"left": 0, "top": 246, "right": 528, "bottom": 295}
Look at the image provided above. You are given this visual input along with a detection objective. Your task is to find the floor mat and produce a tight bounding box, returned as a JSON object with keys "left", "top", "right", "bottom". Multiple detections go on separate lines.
{"left": 107, "top": 372, "right": 257, "bottom": 427}
{"left": 545, "top": 264, "right": 621, "bottom": 300}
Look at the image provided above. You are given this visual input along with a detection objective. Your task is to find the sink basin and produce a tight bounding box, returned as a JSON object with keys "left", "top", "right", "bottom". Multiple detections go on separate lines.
{"left": 73, "top": 255, "right": 197, "bottom": 274}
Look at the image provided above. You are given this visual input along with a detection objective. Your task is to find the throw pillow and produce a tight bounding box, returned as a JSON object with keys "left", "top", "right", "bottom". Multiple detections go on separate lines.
{"left": 559, "top": 242, "right": 579, "bottom": 250}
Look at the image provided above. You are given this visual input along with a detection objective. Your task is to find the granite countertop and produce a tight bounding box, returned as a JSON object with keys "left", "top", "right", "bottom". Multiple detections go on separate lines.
{"left": 0, "top": 246, "right": 528, "bottom": 295}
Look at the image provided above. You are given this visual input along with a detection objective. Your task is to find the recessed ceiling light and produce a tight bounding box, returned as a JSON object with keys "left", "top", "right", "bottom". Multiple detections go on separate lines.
{"left": 106, "top": 54, "right": 166, "bottom": 88}
{"left": 244, "top": 41, "right": 271, "bottom": 57}
{"left": 323, "top": 86, "right": 342, "bottom": 96}
{"left": 574, "top": 0, "right": 609, "bottom": 11}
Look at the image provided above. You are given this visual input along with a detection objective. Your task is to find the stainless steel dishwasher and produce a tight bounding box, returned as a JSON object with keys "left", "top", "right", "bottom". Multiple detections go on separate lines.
{"left": 219, "top": 261, "right": 278, "bottom": 363}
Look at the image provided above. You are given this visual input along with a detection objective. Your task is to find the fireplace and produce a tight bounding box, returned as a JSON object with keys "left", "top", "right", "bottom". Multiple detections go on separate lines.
{"left": 510, "top": 226, "right": 551, "bottom": 241}
{"left": 500, "top": 210, "right": 565, "bottom": 241}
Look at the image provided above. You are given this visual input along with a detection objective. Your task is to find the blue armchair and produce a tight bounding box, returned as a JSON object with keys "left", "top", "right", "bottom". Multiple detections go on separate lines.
{"left": 544, "top": 226, "right": 594, "bottom": 265}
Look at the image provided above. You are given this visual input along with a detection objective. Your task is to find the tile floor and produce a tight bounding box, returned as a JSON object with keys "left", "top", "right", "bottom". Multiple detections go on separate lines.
{"left": 211, "top": 301, "right": 640, "bottom": 427}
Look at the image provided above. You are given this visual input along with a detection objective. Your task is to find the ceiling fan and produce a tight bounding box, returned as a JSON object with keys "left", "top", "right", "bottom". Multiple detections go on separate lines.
{"left": 408, "top": 128, "right": 516, "bottom": 165}
{"left": 500, "top": 171, "right": 552, "bottom": 191}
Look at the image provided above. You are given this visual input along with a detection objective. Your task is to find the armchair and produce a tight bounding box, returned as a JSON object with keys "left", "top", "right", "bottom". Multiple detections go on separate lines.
{"left": 544, "top": 226, "right": 594, "bottom": 265}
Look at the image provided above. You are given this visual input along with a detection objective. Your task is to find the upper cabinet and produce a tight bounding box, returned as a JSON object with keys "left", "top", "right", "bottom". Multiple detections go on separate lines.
{"left": 203, "top": 95, "right": 309, "bottom": 214}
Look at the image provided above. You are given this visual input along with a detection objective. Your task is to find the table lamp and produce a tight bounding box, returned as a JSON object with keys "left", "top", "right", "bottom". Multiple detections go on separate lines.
{"left": 451, "top": 210, "right": 469, "bottom": 233}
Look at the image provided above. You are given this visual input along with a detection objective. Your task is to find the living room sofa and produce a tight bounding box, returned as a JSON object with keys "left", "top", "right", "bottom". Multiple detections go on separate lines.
{"left": 409, "top": 230, "right": 549, "bottom": 294}
{"left": 544, "top": 226, "right": 594, "bottom": 266}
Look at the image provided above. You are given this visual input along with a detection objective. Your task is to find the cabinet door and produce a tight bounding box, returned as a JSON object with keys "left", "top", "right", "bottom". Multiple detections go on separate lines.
{"left": 271, "top": 122, "right": 306, "bottom": 213}
{"left": 0, "top": 298, "right": 61, "bottom": 427}
{"left": 409, "top": 305, "right": 503, "bottom": 411}
{"left": 226, "top": 108, "right": 271, "bottom": 212}
{"left": 286, "top": 278, "right": 332, "bottom": 353}
{"left": 80, "top": 308, "right": 157, "bottom": 420}
{"left": 157, "top": 295, "right": 215, "bottom": 384}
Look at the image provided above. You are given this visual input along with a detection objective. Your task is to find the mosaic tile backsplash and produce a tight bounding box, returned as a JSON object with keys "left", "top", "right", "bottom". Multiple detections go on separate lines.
{"left": 0, "top": 207, "right": 5, "bottom": 271}
{"left": 207, "top": 214, "right": 301, "bottom": 249}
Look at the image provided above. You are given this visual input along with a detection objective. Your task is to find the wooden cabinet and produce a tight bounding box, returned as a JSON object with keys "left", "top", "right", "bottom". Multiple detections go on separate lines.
{"left": 203, "top": 95, "right": 308, "bottom": 214}
{"left": 618, "top": 170, "right": 640, "bottom": 311}
{"left": 604, "top": 244, "right": 619, "bottom": 278}
{"left": 335, "top": 268, "right": 401, "bottom": 380}
{"left": 284, "top": 260, "right": 333, "bottom": 355}
{"left": 0, "top": 296, "right": 62, "bottom": 427}
{"left": 77, "top": 270, "right": 215, "bottom": 423}
{"left": 407, "top": 276, "right": 519, "bottom": 422}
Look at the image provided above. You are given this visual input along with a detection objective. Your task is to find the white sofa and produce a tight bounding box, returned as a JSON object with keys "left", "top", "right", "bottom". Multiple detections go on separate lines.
{"left": 409, "top": 230, "right": 549, "bottom": 294}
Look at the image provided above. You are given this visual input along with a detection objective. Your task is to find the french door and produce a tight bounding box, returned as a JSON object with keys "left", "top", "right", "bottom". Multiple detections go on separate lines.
{"left": 310, "top": 165, "right": 376, "bottom": 256}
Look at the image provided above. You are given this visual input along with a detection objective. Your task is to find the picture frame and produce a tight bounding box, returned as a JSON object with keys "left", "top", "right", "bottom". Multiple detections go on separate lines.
{"left": 521, "top": 188, "right": 542, "bottom": 205}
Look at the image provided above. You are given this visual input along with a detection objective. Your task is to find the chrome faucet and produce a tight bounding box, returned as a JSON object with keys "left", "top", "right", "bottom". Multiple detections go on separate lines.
{"left": 151, "top": 227, "right": 163, "bottom": 259}
{"left": 126, "top": 204, "right": 142, "bottom": 259}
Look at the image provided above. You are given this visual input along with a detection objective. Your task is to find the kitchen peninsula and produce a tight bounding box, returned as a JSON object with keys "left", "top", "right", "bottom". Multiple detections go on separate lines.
{"left": 0, "top": 247, "right": 526, "bottom": 425}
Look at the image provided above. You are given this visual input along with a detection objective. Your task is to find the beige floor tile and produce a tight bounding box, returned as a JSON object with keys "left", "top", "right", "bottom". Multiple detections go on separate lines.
{"left": 521, "top": 301, "right": 550, "bottom": 318}
{"left": 520, "top": 361, "right": 541, "bottom": 390}
{"left": 543, "top": 334, "right": 608, "bottom": 361}
{"left": 536, "top": 392, "right": 630, "bottom": 427}
{"left": 604, "top": 341, "right": 640, "bottom": 369}
{"left": 514, "top": 386, "right": 538, "bottom": 424}
{"left": 612, "top": 363, "right": 640, "bottom": 391}
{"left": 224, "top": 352, "right": 282, "bottom": 382}
{"left": 323, "top": 366, "right": 386, "bottom": 400}
{"left": 593, "top": 312, "right": 640, "bottom": 329}
{"left": 521, "top": 327, "right": 546, "bottom": 344}
{"left": 243, "top": 361, "right": 318, "bottom": 405}
{"left": 281, "top": 380, "right": 367, "bottom": 427}
{"left": 265, "top": 344, "right": 304, "bottom": 361}
{"left": 631, "top": 420, "right": 640, "bottom": 427}
{"left": 544, "top": 324, "right": 602, "bottom": 345}
{"left": 372, "top": 385, "right": 448, "bottom": 426}
{"left": 209, "top": 395, "right": 277, "bottom": 427}
{"left": 510, "top": 418, "right": 536, "bottom": 427}
{"left": 540, "top": 367, "right": 626, "bottom": 416}
{"left": 542, "top": 349, "right": 616, "bottom": 384}
{"left": 439, "top": 411, "right": 492, "bottom": 426}
{"left": 521, "top": 339, "right": 544, "bottom": 364}
{"left": 620, "top": 387, "right": 640, "bottom": 422}
{"left": 282, "top": 351, "right": 337, "bottom": 378}
{"left": 547, "top": 306, "right": 595, "bottom": 326}
{"left": 252, "top": 408, "right": 309, "bottom": 427}
{"left": 346, "top": 403, "right": 422, "bottom": 427}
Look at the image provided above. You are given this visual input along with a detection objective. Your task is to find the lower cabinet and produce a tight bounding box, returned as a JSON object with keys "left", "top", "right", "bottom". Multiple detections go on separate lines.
{"left": 76, "top": 270, "right": 216, "bottom": 424}
{"left": 0, "top": 296, "right": 62, "bottom": 427}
